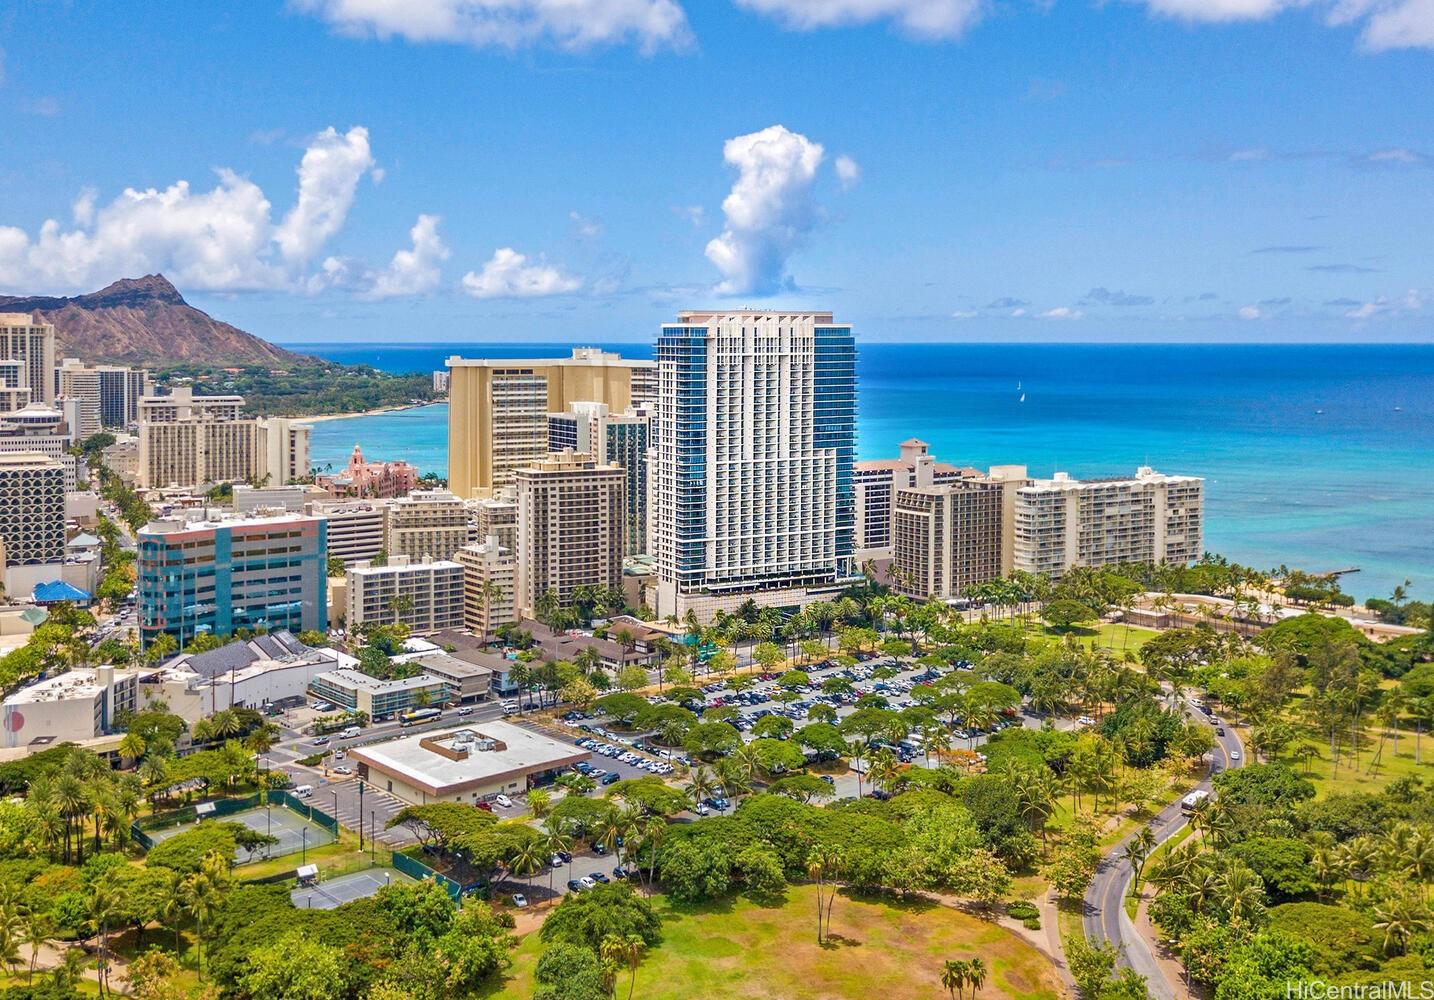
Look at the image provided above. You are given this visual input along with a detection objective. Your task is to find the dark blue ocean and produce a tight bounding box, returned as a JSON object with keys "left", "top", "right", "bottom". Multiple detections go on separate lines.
{"left": 283, "top": 341, "right": 1434, "bottom": 604}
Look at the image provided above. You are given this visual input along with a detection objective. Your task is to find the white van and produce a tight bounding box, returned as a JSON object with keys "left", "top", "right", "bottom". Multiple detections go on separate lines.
{"left": 294, "top": 784, "right": 315, "bottom": 798}
{"left": 340, "top": 726, "right": 361, "bottom": 739}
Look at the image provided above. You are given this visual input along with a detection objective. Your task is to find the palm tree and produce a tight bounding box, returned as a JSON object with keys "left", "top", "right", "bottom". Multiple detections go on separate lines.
{"left": 508, "top": 838, "right": 546, "bottom": 897}
{"left": 117, "top": 730, "right": 147, "bottom": 766}
{"left": 1125, "top": 826, "right": 1157, "bottom": 891}
{"left": 21, "top": 911, "right": 49, "bottom": 985}
{"left": 639, "top": 814, "right": 667, "bottom": 896}
{"left": 540, "top": 827, "right": 572, "bottom": 897}
{"left": 90, "top": 882, "right": 121, "bottom": 997}
{"left": 1374, "top": 896, "right": 1431, "bottom": 956}
{"left": 685, "top": 766, "right": 716, "bottom": 810}
{"left": 967, "top": 957, "right": 987, "bottom": 998}
{"left": 807, "top": 850, "right": 830, "bottom": 945}
{"left": 942, "top": 959, "right": 969, "bottom": 1000}
{"left": 478, "top": 579, "right": 503, "bottom": 647}
{"left": 614, "top": 932, "right": 645, "bottom": 1000}
{"left": 180, "top": 868, "right": 225, "bottom": 981}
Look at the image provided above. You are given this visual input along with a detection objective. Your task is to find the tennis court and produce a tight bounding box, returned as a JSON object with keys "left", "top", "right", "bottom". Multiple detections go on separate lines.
{"left": 147, "top": 804, "right": 336, "bottom": 863}
{"left": 290, "top": 867, "right": 412, "bottom": 910}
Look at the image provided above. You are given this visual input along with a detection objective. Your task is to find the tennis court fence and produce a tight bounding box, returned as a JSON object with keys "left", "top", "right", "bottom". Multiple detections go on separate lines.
{"left": 133, "top": 790, "right": 340, "bottom": 852}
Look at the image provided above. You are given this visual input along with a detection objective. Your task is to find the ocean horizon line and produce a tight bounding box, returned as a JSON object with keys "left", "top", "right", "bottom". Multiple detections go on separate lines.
{"left": 277, "top": 339, "right": 1434, "bottom": 350}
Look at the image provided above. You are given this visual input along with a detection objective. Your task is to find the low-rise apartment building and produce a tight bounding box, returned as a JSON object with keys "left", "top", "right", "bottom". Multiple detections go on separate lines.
{"left": 345, "top": 556, "right": 464, "bottom": 635}
{"left": 2, "top": 666, "right": 140, "bottom": 748}
{"left": 310, "top": 668, "right": 449, "bottom": 720}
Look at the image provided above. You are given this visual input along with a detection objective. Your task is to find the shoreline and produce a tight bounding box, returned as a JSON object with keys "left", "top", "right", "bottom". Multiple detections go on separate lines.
{"left": 298, "top": 401, "right": 443, "bottom": 424}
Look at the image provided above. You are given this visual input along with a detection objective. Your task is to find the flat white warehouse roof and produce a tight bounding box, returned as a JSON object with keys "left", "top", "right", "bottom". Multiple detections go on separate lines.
{"left": 349, "top": 720, "right": 587, "bottom": 797}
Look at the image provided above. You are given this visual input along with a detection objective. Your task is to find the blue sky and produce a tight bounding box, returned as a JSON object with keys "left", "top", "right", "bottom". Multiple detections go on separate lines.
{"left": 1, "top": 0, "right": 1431, "bottom": 343}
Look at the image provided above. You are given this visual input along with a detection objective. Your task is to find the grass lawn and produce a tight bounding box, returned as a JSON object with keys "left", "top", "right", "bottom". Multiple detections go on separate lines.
{"left": 1028, "top": 622, "right": 1157, "bottom": 655}
{"left": 237, "top": 831, "right": 376, "bottom": 881}
{"left": 489, "top": 885, "right": 1061, "bottom": 1000}
{"left": 1282, "top": 733, "right": 1434, "bottom": 799}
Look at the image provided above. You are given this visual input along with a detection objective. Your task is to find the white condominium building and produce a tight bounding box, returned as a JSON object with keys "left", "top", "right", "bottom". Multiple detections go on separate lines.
{"left": 515, "top": 450, "right": 624, "bottom": 616}
{"left": 0, "top": 313, "right": 56, "bottom": 405}
{"left": 385, "top": 490, "right": 468, "bottom": 562}
{"left": 1013, "top": 466, "right": 1204, "bottom": 580}
{"left": 0, "top": 361, "right": 32, "bottom": 413}
{"left": 652, "top": 311, "right": 857, "bottom": 621}
{"left": 345, "top": 555, "right": 465, "bottom": 635}
{"left": 465, "top": 491, "right": 518, "bottom": 554}
{"left": 311, "top": 500, "right": 389, "bottom": 565}
{"left": 55, "top": 359, "right": 148, "bottom": 434}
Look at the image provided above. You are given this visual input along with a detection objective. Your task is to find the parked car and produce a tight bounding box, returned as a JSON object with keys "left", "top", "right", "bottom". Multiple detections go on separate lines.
{"left": 494, "top": 794, "right": 513, "bottom": 808}
{"left": 601, "top": 772, "right": 621, "bottom": 786}
{"left": 579, "top": 876, "right": 596, "bottom": 889}
{"left": 591, "top": 872, "right": 610, "bottom": 884}
{"left": 510, "top": 893, "right": 528, "bottom": 907}
{"left": 566, "top": 879, "right": 584, "bottom": 892}
{"left": 333, "top": 766, "right": 353, "bottom": 775}
{"left": 550, "top": 854, "right": 565, "bottom": 866}
{"left": 312, "top": 736, "right": 330, "bottom": 746}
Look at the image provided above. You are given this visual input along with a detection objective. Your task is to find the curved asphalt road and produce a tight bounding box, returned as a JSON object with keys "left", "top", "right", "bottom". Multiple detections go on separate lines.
{"left": 1081, "top": 698, "right": 1244, "bottom": 1000}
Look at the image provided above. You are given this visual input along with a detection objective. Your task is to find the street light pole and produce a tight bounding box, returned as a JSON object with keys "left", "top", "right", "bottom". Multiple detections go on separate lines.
{"left": 357, "top": 780, "right": 365, "bottom": 851}
{"left": 302, "top": 827, "right": 307, "bottom": 864}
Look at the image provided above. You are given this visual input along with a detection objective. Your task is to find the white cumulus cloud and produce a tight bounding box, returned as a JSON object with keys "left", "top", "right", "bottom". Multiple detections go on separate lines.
{"left": 274, "top": 126, "right": 375, "bottom": 263}
{"left": 295, "top": 0, "right": 691, "bottom": 51}
{"left": 1140, "top": 0, "right": 1434, "bottom": 50}
{"left": 366, "top": 214, "right": 449, "bottom": 298}
{"left": 0, "top": 126, "right": 375, "bottom": 294}
{"left": 1140, "top": 0, "right": 1308, "bottom": 22}
{"left": 461, "top": 248, "right": 582, "bottom": 299}
{"left": 1039, "top": 306, "right": 1084, "bottom": 320}
{"left": 1238, "top": 305, "right": 1264, "bottom": 320}
{"left": 835, "top": 154, "right": 862, "bottom": 190}
{"left": 735, "top": 0, "right": 986, "bottom": 39}
{"left": 705, "top": 124, "right": 826, "bottom": 296}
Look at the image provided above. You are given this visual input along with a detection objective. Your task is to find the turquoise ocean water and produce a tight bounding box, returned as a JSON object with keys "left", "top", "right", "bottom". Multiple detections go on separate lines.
{"left": 286, "top": 341, "right": 1434, "bottom": 603}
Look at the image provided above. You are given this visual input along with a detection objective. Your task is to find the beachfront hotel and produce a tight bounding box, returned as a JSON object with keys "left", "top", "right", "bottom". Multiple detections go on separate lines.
{"left": 445, "top": 348, "right": 657, "bottom": 497}
{"left": 651, "top": 310, "right": 857, "bottom": 621}
{"left": 136, "top": 387, "right": 311, "bottom": 489}
{"left": 891, "top": 478, "right": 1005, "bottom": 602}
{"left": 1013, "top": 466, "right": 1204, "bottom": 580}
{"left": 854, "top": 439, "right": 981, "bottom": 561}
{"left": 136, "top": 509, "right": 328, "bottom": 648}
